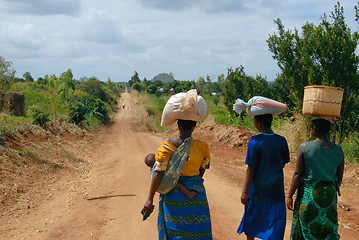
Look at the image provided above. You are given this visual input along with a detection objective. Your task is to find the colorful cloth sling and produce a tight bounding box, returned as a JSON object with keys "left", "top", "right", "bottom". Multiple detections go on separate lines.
{"left": 157, "top": 137, "right": 194, "bottom": 194}
{"left": 158, "top": 175, "right": 212, "bottom": 240}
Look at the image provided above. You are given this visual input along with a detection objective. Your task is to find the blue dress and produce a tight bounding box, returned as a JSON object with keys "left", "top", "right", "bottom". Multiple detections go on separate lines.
{"left": 238, "top": 132, "right": 290, "bottom": 240}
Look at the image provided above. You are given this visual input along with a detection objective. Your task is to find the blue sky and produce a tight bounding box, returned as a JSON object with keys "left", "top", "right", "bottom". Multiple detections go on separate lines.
{"left": 0, "top": 0, "right": 357, "bottom": 82}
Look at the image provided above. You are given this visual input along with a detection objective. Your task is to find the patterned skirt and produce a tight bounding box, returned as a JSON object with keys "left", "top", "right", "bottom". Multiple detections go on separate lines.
{"left": 290, "top": 180, "right": 340, "bottom": 240}
{"left": 157, "top": 175, "right": 212, "bottom": 240}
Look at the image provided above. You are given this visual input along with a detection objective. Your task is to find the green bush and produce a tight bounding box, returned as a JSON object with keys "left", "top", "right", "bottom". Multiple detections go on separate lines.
{"left": 28, "top": 106, "right": 50, "bottom": 126}
{"left": 146, "top": 107, "right": 156, "bottom": 116}
{"left": 69, "top": 101, "right": 88, "bottom": 124}
{"left": 342, "top": 133, "right": 359, "bottom": 164}
{"left": 69, "top": 95, "right": 110, "bottom": 125}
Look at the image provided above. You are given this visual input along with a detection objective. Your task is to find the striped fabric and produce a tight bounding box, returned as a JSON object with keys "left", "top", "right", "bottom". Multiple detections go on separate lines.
{"left": 158, "top": 175, "right": 213, "bottom": 240}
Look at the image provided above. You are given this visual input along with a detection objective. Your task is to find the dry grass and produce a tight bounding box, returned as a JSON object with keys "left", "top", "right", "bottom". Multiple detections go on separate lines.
{"left": 274, "top": 114, "right": 311, "bottom": 151}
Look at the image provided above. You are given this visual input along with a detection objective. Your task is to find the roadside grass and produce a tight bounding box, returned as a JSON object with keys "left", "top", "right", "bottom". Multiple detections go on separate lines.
{"left": 10, "top": 82, "right": 68, "bottom": 120}
{"left": 137, "top": 92, "right": 168, "bottom": 131}
{"left": 0, "top": 114, "right": 41, "bottom": 139}
{"left": 342, "top": 132, "right": 359, "bottom": 164}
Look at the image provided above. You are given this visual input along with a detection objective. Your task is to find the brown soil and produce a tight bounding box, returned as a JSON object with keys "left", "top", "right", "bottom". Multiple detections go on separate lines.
{"left": 0, "top": 92, "right": 358, "bottom": 239}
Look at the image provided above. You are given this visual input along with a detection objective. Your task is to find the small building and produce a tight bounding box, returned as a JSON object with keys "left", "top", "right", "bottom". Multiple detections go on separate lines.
{"left": 0, "top": 91, "right": 25, "bottom": 116}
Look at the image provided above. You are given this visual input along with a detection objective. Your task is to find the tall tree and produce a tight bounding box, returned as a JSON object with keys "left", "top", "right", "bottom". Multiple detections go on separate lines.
{"left": 23, "top": 72, "right": 34, "bottom": 82}
{"left": 128, "top": 71, "right": 141, "bottom": 87}
{"left": 196, "top": 76, "right": 206, "bottom": 95}
{"left": 0, "top": 56, "right": 16, "bottom": 90}
{"left": 267, "top": 2, "right": 359, "bottom": 141}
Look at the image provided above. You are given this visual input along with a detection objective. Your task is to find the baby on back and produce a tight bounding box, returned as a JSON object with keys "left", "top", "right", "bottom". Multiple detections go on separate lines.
{"left": 144, "top": 153, "right": 197, "bottom": 198}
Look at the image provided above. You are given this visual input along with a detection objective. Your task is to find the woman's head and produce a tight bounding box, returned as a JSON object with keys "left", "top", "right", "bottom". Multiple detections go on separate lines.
{"left": 254, "top": 114, "right": 273, "bottom": 130}
{"left": 177, "top": 119, "right": 196, "bottom": 131}
{"left": 311, "top": 118, "right": 331, "bottom": 136}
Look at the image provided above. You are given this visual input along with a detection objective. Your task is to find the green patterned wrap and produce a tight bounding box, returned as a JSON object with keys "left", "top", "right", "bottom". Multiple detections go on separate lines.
{"left": 290, "top": 180, "right": 340, "bottom": 240}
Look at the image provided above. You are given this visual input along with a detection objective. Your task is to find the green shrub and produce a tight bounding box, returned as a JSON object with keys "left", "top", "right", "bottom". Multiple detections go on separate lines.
{"left": 69, "top": 95, "right": 110, "bottom": 125}
{"left": 69, "top": 101, "right": 88, "bottom": 124}
{"left": 28, "top": 106, "right": 50, "bottom": 126}
{"left": 342, "top": 133, "right": 359, "bottom": 164}
{"left": 146, "top": 107, "right": 156, "bottom": 116}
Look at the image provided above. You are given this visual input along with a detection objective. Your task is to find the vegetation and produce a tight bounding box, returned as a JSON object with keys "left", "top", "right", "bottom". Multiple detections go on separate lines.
{"left": 0, "top": 65, "right": 121, "bottom": 138}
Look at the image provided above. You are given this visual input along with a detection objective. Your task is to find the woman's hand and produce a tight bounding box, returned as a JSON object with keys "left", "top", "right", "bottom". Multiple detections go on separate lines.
{"left": 241, "top": 191, "right": 249, "bottom": 206}
{"left": 143, "top": 199, "right": 154, "bottom": 213}
{"left": 286, "top": 196, "right": 294, "bottom": 211}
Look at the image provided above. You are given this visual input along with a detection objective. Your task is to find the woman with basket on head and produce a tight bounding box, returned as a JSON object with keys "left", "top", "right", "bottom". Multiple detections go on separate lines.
{"left": 287, "top": 86, "right": 345, "bottom": 239}
{"left": 142, "top": 89, "right": 213, "bottom": 240}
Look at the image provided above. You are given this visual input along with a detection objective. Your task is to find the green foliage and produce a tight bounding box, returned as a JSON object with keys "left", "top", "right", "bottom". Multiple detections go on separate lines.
{"left": 342, "top": 132, "right": 359, "bottom": 163}
{"left": 81, "top": 78, "right": 106, "bottom": 101}
{"left": 146, "top": 107, "right": 156, "bottom": 116}
{"left": 69, "top": 95, "right": 110, "bottom": 125}
{"left": 267, "top": 2, "right": 359, "bottom": 142}
{"left": 128, "top": 71, "right": 141, "bottom": 88}
{"left": 146, "top": 84, "right": 157, "bottom": 94}
{"left": 213, "top": 97, "right": 219, "bottom": 106}
{"left": 69, "top": 100, "right": 87, "bottom": 124}
{"left": 0, "top": 114, "right": 37, "bottom": 139}
{"left": 132, "top": 82, "right": 142, "bottom": 92}
{"left": 0, "top": 56, "right": 16, "bottom": 90}
{"left": 23, "top": 72, "right": 34, "bottom": 82}
{"left": 28, "top": 105, "right": 50, "bottom": 126}
{"left": 137, "top": 92, "right": 168, "bottom": 131}
{"left": 17, "top": 149, "right": 34, "bottom": 156}
{"left": 10, "top": 82, "right": 68, "bottom": 119}
{"left": 222, "top": 66, "right": 273, "bottom": 115}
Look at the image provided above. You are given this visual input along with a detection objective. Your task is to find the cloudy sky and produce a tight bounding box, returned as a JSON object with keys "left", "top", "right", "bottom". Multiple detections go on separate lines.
{"left": 0, "top": 0, "right": 357, "bottom": 82}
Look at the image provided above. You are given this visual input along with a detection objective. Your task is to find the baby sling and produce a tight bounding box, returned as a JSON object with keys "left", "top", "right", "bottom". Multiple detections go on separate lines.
{"left": 156, "top": 137, "right": 194, "bottom": 194}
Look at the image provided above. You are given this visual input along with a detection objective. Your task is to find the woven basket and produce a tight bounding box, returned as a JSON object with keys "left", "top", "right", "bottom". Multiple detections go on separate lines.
{"left": 303, "top": 85, "right": 344, "bottom": 117}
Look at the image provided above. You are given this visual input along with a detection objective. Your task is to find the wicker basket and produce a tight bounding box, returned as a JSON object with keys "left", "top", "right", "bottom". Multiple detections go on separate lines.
{"left": 303, "top": 85, "right": 344, "bottom": 117}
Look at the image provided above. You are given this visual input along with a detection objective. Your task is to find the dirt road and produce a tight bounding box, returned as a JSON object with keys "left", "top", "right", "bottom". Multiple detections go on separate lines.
{"left": 1, "top": 92, "right": 357, "bottom": 239}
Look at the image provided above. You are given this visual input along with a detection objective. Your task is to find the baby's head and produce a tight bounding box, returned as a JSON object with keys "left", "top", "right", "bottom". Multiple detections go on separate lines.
{"left": 145, "top": 153, "right": 156, "bottom": 168}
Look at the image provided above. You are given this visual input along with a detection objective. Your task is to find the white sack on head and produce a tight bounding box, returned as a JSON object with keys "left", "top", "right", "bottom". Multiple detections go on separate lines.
{"left": 161, "top": 89, "right": 207, "bottom": 127}
{"left": 233, "top": 96, "right": 287, "bottom": 116}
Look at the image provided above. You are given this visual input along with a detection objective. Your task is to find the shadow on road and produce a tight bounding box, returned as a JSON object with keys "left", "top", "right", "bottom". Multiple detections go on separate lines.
{"left": 88, "top": 194, "right": 136, "bottom": 201}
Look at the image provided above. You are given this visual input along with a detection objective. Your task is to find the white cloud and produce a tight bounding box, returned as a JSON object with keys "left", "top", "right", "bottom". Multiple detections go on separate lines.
{"left": 76, "top": 8, "right": 123, "bottom": 44}
{"left": 0, "top": 0, "right": 81, "bottom": 16}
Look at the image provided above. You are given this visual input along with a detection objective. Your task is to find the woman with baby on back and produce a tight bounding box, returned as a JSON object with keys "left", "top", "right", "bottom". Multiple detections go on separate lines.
{"left": 142, "top": 89, "right": 213, "bottom": 240}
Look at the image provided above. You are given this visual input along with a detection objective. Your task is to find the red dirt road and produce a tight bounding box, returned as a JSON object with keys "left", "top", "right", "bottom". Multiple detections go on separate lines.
{"left": 1, "top": 92, "right": 358, "bottom": 239}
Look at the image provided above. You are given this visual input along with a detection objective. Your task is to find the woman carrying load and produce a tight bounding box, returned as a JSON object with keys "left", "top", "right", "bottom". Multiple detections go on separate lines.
{"left": 142, "top": 90, "right": 213, "bottom": 240}
{"left": 287, "top": 117, "right": 344, "bottom": 239}
{"left": 234, "top": 96, "right": 290, "bottom": 240}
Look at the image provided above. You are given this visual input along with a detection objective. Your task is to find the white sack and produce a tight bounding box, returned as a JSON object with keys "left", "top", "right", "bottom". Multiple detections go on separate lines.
{"left": 161, "top": 89, "right": 207, "bottom": 127}
{"left": 233, "top": 96, "right": 287, "bottom": 116}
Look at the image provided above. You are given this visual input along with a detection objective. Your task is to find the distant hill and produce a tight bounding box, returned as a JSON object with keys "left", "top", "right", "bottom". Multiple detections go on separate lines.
{"left": 151, "top": 73, "right": 175, "bottom": 84}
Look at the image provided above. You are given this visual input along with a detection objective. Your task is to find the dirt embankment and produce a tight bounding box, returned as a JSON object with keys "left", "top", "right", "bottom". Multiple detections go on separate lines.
{"left": 0, "top": 92, "right": 358, "bottom": 239}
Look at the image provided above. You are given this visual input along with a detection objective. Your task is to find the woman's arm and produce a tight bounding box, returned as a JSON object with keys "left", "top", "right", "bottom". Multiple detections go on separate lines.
{"left": 199, "top": 167, "right": 205, "bottom": 177}
{"left": 143, "top": 171, "right": 164, "bottom": 212}
{"left": 241, "top": 165, "right": 253, "bottom": 206}
{"left": 336, "top": 161, "right": 344, "bottom": 187}
{"left": 286, "top": 143, "right": 305, "bottom": 211}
